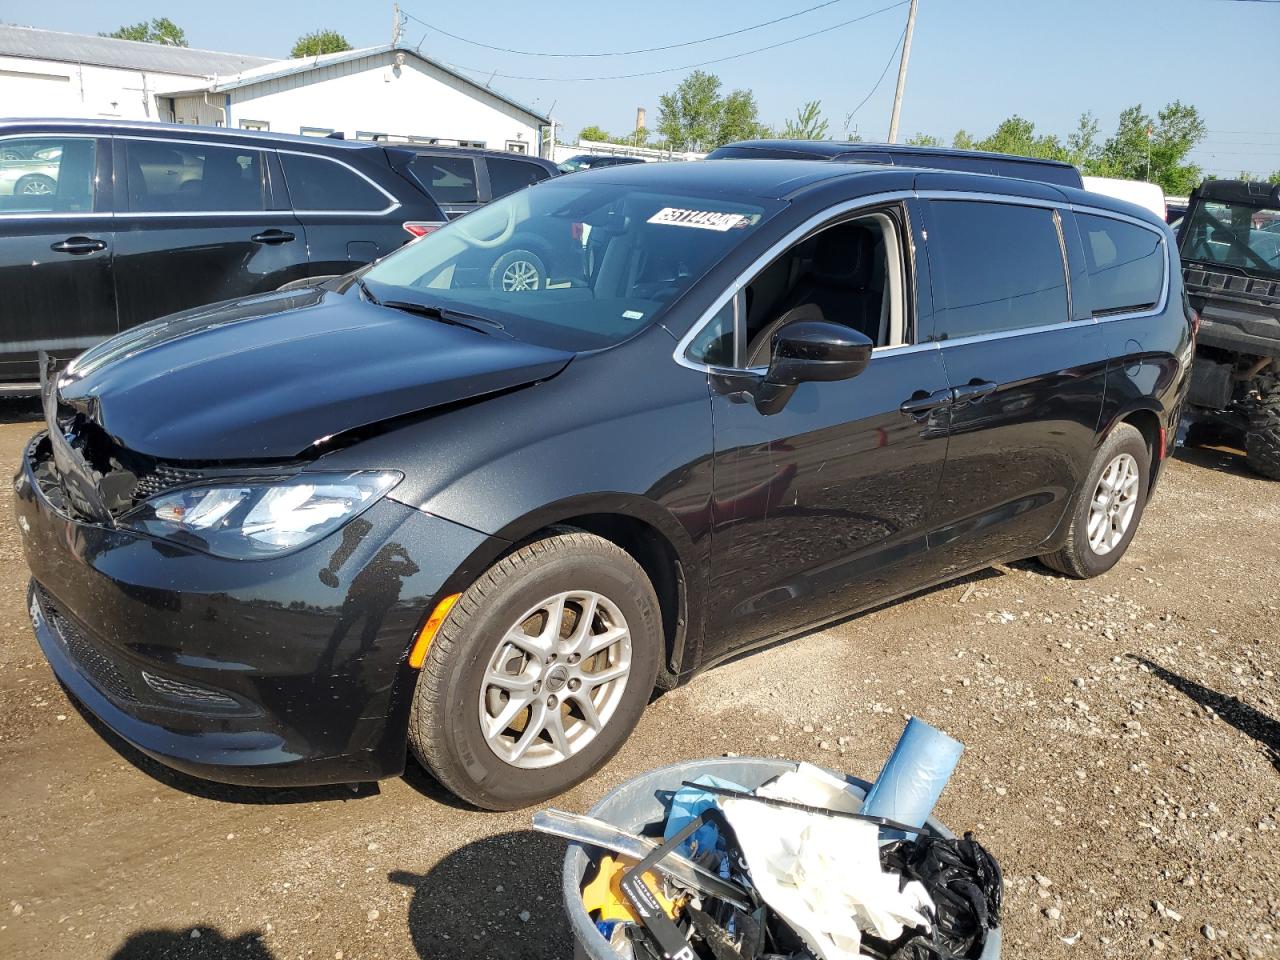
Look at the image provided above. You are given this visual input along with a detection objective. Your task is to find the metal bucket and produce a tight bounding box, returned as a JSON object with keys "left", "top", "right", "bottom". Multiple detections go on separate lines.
{"left": 562, "top": 756, "right": 1001, "bottom": 960}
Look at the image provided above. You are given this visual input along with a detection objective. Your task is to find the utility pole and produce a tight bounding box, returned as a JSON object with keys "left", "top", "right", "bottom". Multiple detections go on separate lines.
{"left": 392, "top": 3, "right": 402, "bottom": 46}
{"left": 886, "top": 0, "right": 918, "bottom": 144}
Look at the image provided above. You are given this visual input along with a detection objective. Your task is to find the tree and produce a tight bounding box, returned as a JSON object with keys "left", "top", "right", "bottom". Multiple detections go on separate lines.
{"left": 103, "top": 17, "right": 187, "bottom": 46}
{"left": 1066, "top": 112, "right": 1102, "bottom": 171}
{"left": 1098, "top": 101, "right": 1205, "bottom": 195}
{"left": 577, "top": 125, "right": 611, "bottom": 143}
{"left": 780, "top": 101, "right": 829, "bottom": 141}
{"left": 974, "top": 115, "right": 1067, "bottom": 162}
{"left": 291, "top": 29, "right": 352, "bottom": 58}
{"left": 905, "top": 132, "right": 943, "bottom": 147}
{"left": 952, "top": 130, "right": 977, "bottom": 151}
{"left": 656, "top": 70, "right": 765, "bottom": 151}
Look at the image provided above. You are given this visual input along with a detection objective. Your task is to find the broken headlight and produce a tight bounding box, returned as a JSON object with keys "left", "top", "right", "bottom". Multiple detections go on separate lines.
{"left": 126, "top": 471, "right": 401, "bottom": 559}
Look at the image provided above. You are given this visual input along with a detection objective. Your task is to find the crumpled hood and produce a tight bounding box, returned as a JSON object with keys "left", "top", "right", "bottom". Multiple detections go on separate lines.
{"left": 57, "top": 286, "right": 573, "bottom": 461}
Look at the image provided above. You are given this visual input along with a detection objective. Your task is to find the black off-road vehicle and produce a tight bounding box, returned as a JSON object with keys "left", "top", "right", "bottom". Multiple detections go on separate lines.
{"left": 1179, "top": 178, "right": 1280, "bottom": 478}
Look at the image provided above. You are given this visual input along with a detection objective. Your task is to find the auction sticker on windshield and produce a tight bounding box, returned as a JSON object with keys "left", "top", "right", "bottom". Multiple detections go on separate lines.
{"left": 647, "top": 207, "right": 750, "bottom": 231}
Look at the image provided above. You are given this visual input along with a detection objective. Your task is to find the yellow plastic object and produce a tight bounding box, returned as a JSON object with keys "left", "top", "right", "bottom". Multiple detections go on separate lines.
{"left": 408, "top": 593, "right": 461, "bottom": 668}
{"left": 581, "top": 855, "right": 679, "bottom": 922}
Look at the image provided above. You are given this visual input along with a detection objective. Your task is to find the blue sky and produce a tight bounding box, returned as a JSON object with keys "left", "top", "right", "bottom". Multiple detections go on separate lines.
{"left": 12, "top": 0, "right": 1280, "bottom": 175}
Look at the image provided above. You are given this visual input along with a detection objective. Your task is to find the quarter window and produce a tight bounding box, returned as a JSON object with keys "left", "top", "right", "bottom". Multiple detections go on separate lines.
{"left": 686, "top": 299, "right": 736, "bottom": 367}
{"left": 278, "top": 152, "right": 390, "bottom": 212}
{"left": 124, "top": 140, "right": 265, "bottom": 213}
{"left": 407, "top": 155, "right": 478, "bottom": 204}
{"left": 926, "top": 200, "right": 1069, "bottom": 339}
{"left": 0, "top": 136, "right": 97, "bottom": 214}
{"left": 1075, "top": 213, "right": 1164, "bottom": 315}
{"left": 488, "top": 157, "right": 550, "bottom": 199}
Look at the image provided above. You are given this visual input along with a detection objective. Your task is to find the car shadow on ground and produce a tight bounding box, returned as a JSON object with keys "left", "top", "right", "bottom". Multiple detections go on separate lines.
{"left": 1130, "top": 654, "right": 1280, "bottom": 774}
{"left": 1173, "top": 442, "right": 1257, "bottom": 479}
{"left": 61, "top": 684, "right": 381, "bottom": 805}
{"left": 107, "top": 925, "right": 275, "bottom": 958}
{"left": 0, "top": 397, "right": 41, "bottom": 425}
{"left": 390, "top": 829, "right": 571, "bottom": 960}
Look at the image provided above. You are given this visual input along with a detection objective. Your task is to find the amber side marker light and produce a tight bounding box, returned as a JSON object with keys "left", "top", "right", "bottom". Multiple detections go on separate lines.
{"left": 408, "top": 593, "right": 461, "bottom": 668}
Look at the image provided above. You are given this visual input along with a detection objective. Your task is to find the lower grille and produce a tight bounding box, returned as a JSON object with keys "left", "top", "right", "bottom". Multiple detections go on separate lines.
{"left": 38, "top": 587, "right": 140, "bottom": 705}
{"left": 33, "top": 585, "right": 247, "bottom": 715}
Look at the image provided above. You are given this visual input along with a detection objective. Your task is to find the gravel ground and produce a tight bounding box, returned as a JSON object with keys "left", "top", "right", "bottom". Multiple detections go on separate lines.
{"left": 0, "top": 410, "right": 1276, "bottom": 960}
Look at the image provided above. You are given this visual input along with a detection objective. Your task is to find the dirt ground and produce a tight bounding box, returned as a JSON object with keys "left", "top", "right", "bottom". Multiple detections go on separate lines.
{"left": 0, "top": 407, "right": 1276, "bottom": 960}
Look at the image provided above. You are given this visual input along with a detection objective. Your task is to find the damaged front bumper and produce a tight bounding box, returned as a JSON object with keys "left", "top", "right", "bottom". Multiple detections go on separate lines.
{"left": 15, "top": 433, "right": 495, "bottom": 787}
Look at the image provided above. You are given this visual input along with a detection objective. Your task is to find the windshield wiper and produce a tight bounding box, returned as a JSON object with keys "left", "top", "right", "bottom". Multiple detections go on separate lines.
{"left": 378, "top": 299, "right": 506, "bottom": 337}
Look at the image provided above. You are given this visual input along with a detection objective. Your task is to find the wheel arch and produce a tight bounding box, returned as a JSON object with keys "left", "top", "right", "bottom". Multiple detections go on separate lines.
{"left": 486, "top": 493, "right": 701, "bottom": 690}
{"left": 1101, "top": 400, "right": 1168, "bottom": 491}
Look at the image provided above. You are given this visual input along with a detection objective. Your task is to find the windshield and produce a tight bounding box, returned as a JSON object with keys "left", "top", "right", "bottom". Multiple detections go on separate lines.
{"left": 363, "top": 180, "right": 778, "bottom": 350}
{"left": 1180, "top": 198, "right": 1280, "bottom": 279}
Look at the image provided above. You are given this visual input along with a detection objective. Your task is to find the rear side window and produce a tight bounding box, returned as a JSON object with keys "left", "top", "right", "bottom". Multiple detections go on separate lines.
{"left": 487, "top": 157, "right": 550, "bottom": 199}
{"left": 1075, "top": 213, "right": 1165, "bottom": 315}
{"left": 926, "top": 200, "right": 1069, "bottom": 340}
{"left": 124, "top": 139, "right": 265, "bottom": 213}
{"left": 407, "top": 155, "right": 478, "bottom": 204}
{"left": 0, "top": 137, "right": 97, "bottom": 214}
{"left": 279, "top": 152, "right": 390, "bottom": 212}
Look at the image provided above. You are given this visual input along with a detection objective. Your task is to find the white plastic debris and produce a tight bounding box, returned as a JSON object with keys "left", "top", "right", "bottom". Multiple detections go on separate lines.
{"left": 721, "top": 765, "right": 933, "bottom": 960}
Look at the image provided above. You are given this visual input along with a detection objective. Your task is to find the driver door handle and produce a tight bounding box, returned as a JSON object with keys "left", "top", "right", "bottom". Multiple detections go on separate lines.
{"left": 50, "top": 236, "right": 107, "bottom": 255}
{"left": 900, "top": 388, "right": 954, "bottom": 418}
{"left": 952, "top": 380, "right": 998, "bottom": 405}
{"left": 250, "top": 229, "right": 295, "bottom": 245}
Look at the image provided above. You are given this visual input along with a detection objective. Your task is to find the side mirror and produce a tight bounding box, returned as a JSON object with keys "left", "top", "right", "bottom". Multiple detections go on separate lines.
{"left": 765, "top": 319, "right": 873, "bottom": 387}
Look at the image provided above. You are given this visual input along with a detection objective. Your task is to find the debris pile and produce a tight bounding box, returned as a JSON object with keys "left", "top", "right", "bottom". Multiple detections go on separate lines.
{"left": 536, "top": 720, "right": 1004, "bottom": 959}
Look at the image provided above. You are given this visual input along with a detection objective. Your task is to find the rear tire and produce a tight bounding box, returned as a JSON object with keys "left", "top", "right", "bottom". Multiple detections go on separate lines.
{"left": 489, "top": 249, "right": 546, "bottom": 293}
{"left": 1245, "top": 372, "right": 1280, "bottom": 480}
{"left": 408, "top": 529, "right": 661, "bottom": 810}
{"left": 1040, "top": 423, "right": 1150, "bottom": 579}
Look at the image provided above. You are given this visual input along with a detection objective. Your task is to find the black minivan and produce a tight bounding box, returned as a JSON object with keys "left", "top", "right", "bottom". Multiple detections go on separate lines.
{"left": 18, "top": 159, "right": 1191, "bottom": 809}
{"left": 0, "top": 121, "right": 555, "bottom": 390}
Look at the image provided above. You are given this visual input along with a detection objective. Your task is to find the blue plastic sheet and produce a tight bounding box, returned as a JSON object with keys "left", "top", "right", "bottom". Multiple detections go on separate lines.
{"left": 663, "top": 774, "right": 747, "bottom": 858}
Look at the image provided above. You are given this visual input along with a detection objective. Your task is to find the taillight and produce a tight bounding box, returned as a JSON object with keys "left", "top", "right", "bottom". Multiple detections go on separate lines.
{"left": 1189, "top": 308, "right": 1201, "bottom": 340}
{"left": 403, "top": 221, "right": 442, "bottom": 238}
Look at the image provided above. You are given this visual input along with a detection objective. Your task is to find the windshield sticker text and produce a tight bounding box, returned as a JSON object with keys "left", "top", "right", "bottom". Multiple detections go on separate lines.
{"left": 647, "top": 207, "right": 749, "bottom": 232}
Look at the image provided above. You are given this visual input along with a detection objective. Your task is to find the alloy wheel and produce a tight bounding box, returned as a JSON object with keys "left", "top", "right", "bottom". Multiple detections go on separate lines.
{"left": 1087, "top": 452, "right": 1139, "bottom": 556}
{"left": 19, "top": 178, "right": 54, "bottom": 196}
{"left": 478, "top": 590, "right": 632, "bottom": 769}
{"left": 501, "top": 259, "right": 541, "bottom": 292}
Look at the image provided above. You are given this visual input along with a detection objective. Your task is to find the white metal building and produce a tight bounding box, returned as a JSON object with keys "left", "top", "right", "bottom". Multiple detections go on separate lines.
{"left": 0, "top": 26, "right": 553, "bottom": 156}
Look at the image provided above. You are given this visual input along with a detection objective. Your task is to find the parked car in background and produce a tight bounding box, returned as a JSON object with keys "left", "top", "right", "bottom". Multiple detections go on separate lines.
{"left": 1179, "top": 178, "right": 1280, "bottom": 477}
{"left": 395, "top": 146, "right": 559, "bottom": 224}
{"left": 706, "top": 139, "right": 1084, "bottom": 188}
{"left": 20, "top": 159, "right": 1190, "bottom": 808}
{"left": 0, "top": 119, "right": 453, "bottom": 390}
{"left": 557, "top": 154, "right": 646, "bottom": 173}
{"left": 1083, "top": 175, "right": 1167, "bottom": 220}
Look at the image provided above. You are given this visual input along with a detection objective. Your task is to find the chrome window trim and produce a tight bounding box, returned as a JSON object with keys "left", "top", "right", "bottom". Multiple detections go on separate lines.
{"left": 0, "top": 132, "right": 103, "bottom": 219}
{"left": 276, "top": 148, "right": 401, "bottom": 216}
{"left": 673, "top": 190, "right": 915, "bottom": 373}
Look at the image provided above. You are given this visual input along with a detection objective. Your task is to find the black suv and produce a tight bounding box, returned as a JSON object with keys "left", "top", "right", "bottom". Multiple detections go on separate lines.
{"left": 19, "top": 160, "right": 1190, "bottom": 808}
{"left": 396, "top": 145, "right": 559, "bottom": 221}
{"left": 1179, "top": 178, "right": 1280, "bottom": 477}
{"left": 707, "top": 139, "right": 1084, "bottom": 188}
{"left": 0, "top": 121, "right": 557, "bottom": 390}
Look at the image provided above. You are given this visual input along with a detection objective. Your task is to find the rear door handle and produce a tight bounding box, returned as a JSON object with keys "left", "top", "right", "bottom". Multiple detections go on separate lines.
{"left": 50, "top": 236, "right": 107, "bottom": 255}
{"left": 250, "top": 230, "right": 295, "bottom": 245}
{"left": 900, "top": 388, "right": 954, "bottom": 418}
{"left": 952, "top": 380, "right": 998, "bottom": 405}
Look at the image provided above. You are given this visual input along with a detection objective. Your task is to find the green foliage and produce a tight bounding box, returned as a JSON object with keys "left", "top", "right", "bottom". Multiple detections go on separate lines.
{"left": 1236, "top": 170, "right": 1280, "bottom": 185}
{"left": 577, "top": 125, "right": 611, "bottom": 143}
{"left": 103, "top": 17, "right": 187, "bottom": 46}
{"left": 1095, "top": 101, "right": 1205, "bottom": 195}
{"left": 780, "top": 101, "right": 829, "bottom": 141}
{"left": 948, "top": 102, "right": 1208, "bottom": 195}
{"left": 656, "top": 70, "right": 766, "bottom": 151}
{"left": 291, "top": 30, "right": 353, "bottom": 58}
{"left": 905, "top": 132, "right": 943, "bottom": 147}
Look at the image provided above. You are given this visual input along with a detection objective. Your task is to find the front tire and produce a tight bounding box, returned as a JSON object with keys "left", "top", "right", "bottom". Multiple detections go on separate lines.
{"left": 1245, "top": 372, "right": 1280, "bottom": 480}
{"left": 1040, "top": 423, "right": 1150, "bottom": 579}
{"left": 489, "top": 249, "right": 546, "bottom": 292}
{"left": 408, "top": 530, "right": 661, "bottom": 810}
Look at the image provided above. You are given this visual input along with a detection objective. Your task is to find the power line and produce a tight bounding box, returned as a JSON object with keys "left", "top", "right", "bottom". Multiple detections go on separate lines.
{"left": 439, "top": 1, "right": 908, "bottom": 82}
{"left": 403, "top": 0, "right": 853, "bottom": 58}
{"left": 847, "top": 25, "right": 907, "bottom": 120}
